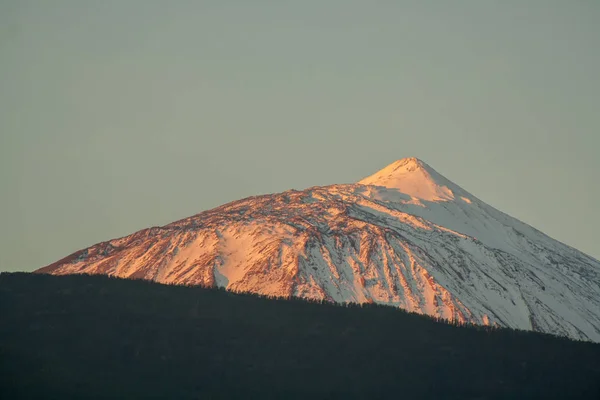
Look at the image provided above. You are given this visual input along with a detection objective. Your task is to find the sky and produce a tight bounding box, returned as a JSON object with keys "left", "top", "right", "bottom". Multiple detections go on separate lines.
{"left": 1, "top": 1, "right": 599, "bottom": 272}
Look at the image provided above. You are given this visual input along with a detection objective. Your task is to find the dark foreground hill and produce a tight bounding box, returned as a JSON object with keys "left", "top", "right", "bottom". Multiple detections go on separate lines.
{"left": 1, "top": 273, "right": 599, "bottom": 399}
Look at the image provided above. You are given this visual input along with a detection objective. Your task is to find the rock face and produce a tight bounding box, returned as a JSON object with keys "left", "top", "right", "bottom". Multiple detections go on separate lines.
{"left": 37, "top": 158, "right": 600, "bottom": 342}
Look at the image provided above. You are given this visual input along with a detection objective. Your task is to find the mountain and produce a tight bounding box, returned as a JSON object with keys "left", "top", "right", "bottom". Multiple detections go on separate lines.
{"left": 2, "top": 273, "right": 600, "bottom": 399}
{"left": 36, "top": 158, "right": 600, "bottom": 342}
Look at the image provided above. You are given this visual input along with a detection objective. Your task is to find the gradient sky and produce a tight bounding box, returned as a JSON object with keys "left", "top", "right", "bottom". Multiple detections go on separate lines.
{"left": 1, "top": 1, "right": 599, "bottom": 272}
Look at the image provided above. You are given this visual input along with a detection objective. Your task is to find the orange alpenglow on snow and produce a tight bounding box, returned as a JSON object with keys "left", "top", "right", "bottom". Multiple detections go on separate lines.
{"left": 36, "top": 158, "right": 600, "bottom": 342}
{"left": 359, "top": 158, "right": 456, "bottom": 201}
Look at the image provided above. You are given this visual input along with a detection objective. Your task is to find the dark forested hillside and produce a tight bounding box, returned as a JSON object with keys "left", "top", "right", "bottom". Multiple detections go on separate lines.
{"left": 1, "top": 273, "right": 599, "bottom": 399}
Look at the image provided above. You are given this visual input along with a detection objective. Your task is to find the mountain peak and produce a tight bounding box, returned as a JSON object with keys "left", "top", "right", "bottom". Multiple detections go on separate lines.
{"left": 358, "top": 158, "right": 456, "bottom": 201}
{"left": 390, "top": 157, "right": 426, "bottom": 170}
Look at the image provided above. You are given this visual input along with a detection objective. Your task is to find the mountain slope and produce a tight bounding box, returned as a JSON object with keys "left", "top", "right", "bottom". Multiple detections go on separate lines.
{"left": 37, "top": 158, "right": 600, "bottom": 341}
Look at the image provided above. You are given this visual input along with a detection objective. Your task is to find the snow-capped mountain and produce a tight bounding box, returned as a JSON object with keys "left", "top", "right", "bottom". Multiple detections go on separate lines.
{"left": 37, "top": 158, "right": 600, "bottom": 342}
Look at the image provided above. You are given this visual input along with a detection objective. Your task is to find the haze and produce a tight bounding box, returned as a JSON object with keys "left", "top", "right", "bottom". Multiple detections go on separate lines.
{"left": 1, "top": 1, "right": 599, "bottom": 272}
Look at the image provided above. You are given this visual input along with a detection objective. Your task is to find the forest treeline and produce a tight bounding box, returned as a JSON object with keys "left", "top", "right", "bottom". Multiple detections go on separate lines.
{"left": 1, "top": 272, "right": 599, "bottom": 399}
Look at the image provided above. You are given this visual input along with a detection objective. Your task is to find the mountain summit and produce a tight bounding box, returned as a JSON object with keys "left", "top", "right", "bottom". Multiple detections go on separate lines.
{"left": 37, "top": 159, "right": 600, "bottom": 342}
{"left": 358, "top": 157, "right": 459, "bottom": 201}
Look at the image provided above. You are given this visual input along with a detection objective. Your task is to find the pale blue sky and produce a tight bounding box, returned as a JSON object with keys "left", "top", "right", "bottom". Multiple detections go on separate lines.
{"left": 1, "top": 1, "right": 599, "bottom": 272}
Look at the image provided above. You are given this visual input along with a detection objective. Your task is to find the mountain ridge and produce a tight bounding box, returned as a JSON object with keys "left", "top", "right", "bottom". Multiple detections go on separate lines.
{"left": 37, "top": 158, "right": 600, "bottom": 342}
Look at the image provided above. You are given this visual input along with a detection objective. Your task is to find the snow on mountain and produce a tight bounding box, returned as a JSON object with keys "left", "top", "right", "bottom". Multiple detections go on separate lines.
{"left": 37, "top": 158, "right": 600, "bottom": 342}
{"left": 359, "top": 157, "right": 457, "bottom": 201}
